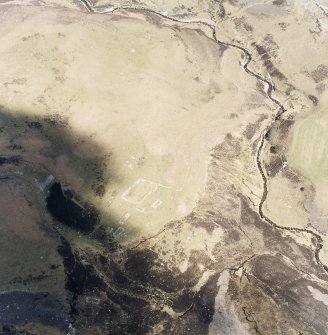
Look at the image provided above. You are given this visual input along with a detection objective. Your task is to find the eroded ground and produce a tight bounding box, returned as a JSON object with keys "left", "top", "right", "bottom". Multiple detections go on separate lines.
{"left": 0, "top": 1, "right": 327, "bottom": 335}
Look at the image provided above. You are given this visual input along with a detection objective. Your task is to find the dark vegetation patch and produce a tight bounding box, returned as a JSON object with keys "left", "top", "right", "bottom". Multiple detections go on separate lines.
{"left": 7, "top": 140, "right": 23, "bottom": 151}
{"left": 125, "top": 249, "right": 157, "bottom": 283}
{"left": 263, "top": 34, "right": 279, "bottom": 53}
{"left": 43, "top": 113, "right": 69, "bottom": 128}
{"left": 91, "top": 183, "right": 106, "bottom": 197}
{"left": 163, "top": 273, "right": 220, "bottom": 334}
{"left": 172, "top": 290, "right": 195, "bottom": 313}
{"left": 273, "top": 0, "right": 286, "bottom": 6}
{"left": 278, "top": 22, "right": 289, "bottom": 30}
{"left": 56, "top": 237, "right": 107, "bottom": 325}
{"left": 239, "top": 196, "right": 262, "bottom": 227}
{"left": 253, "top": 43, "right": 286, "bottom": 81}
{"left": 217, "top": 3, "right": 226, "bottom": 18}
{"left": 100, "top": 259, "right": 135, "bottom": 290}
{"left": 256, "top": 80, "right": 265, "bottom": 92}
{"left": 270, "top": 145, "right": 283, "bottom": 154}
{"left": 25, "top": 121, "right": 42, "bottom": 129}
{"left": 46, "top": 182, "right": 99, "bottom": 233}
{"left": 316, "top": 83, "right": 326, "bottom": 94}
{"left": 212, "top": 133, "right": 242, "bottom": 159}
{"left": 9, "top": 272, "right": 48, "bottom": 286}
{"left": 124, "top": 248, "right": 211, "bottom": 293}
{"left": 252, "top": 255, "right": 300, "bottom": 286}
{"left": 189, "top": 211, "right": 216, "bottom": 234}
{"left": 56, "top": 238, "right": 153, "bottom": 333}
{"left": 106, "top": 322, "right": 150, "bottom": 335}
{"left": 311, "top": 65, "right": 328, "bottom": 83}
{"left": 229, "top": 113, "right": 239, "bottom": 119}
{"left": 57, "top": 238, "right": 105, "bottom": 297}
{"left": 279, "top": 118, "right": 295, "bottom": 131}
{"left": 224, "top": 228, "right": 241, "bottom": 242}
{"left": 265, "top": 156, "right": 284, "bottom": 177}
{"left": 90, "top": 226, "right": 118, "bottom": 252}
{"left": 242, "top": 116, "right": 267, "bottom": 141}
{"left": 308, "top": 94, "right": 318, "bottom": 106}
{"left": 194, "top": 273, "right": 220, "bottom": 324}
{"left": 0, "top": 156, "right": 21, "bottom": 166}
{"left": 89, "top": 159, "right": 109, "bottom": 197}
{"left": 164, "top": 260, "right": 207, "bottom": 292}
{"left": 243, "top": 123, "right": 257, "bottom": 140}
{"left": 57, "top": 239, "right": 155, "bottom": 331}
{"left": 265, "top": 128, "right": 272, "bottom": 140}
{"left": 274, "top": 119, "right": 295, "bottom": 141}
{"left": 1, "top": 324, "right": 37, "bottom": 334}
{"left": 249, "top": 256, "right": 328, "bottom": 334}
{"left": 282, "top": 168, "right": 301, "bottom": 183}
{"left": 105, "top": 286, "right": 148, "bottom": 316}
{"left": 285, "top": 83, "right": 295, "bottom": 95}
{"left": 143, "top": 10, "right": 163, "bottom": 26}
{"left": 234, "top": 16, "right": 253, "bottom": 32}
{"left": 239, "top": 195, "right": 328, "bottom": 278}
{"left": 0, "top": 291, "right": 69, "bottom": 332}
{"left": 89, "top": 225, "right": 117, "bottom": 251}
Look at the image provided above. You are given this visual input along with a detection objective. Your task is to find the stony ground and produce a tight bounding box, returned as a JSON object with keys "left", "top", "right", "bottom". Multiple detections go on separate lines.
{"left": 0, "top": 1, "right": 328, "bottom": 335}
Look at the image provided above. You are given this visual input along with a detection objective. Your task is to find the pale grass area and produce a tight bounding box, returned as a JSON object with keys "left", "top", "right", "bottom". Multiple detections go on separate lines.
{"left": 264, "top": 174, "right": 309, "bottom": 229}
{"left": 0, "top": 0, "right": 80, "bottom": 9}
{"left": 0, "top": 6, "right": 274, "bottom": 242}
{"left": 289, "top": 109, "right": 328, "bottom": 183}
{"left": 287, "top": 108, "right": 328, "bottom": 260}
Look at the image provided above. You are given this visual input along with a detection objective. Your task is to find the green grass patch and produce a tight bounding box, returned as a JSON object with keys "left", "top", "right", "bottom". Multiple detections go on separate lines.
{"left": 288, "top": 108, "right": 328, "bottom": 182}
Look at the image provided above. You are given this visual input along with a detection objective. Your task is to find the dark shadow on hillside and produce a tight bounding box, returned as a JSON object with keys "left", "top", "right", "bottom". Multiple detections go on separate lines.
{"left": 0, "top": 106, "right": 124, "bottom": 333}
